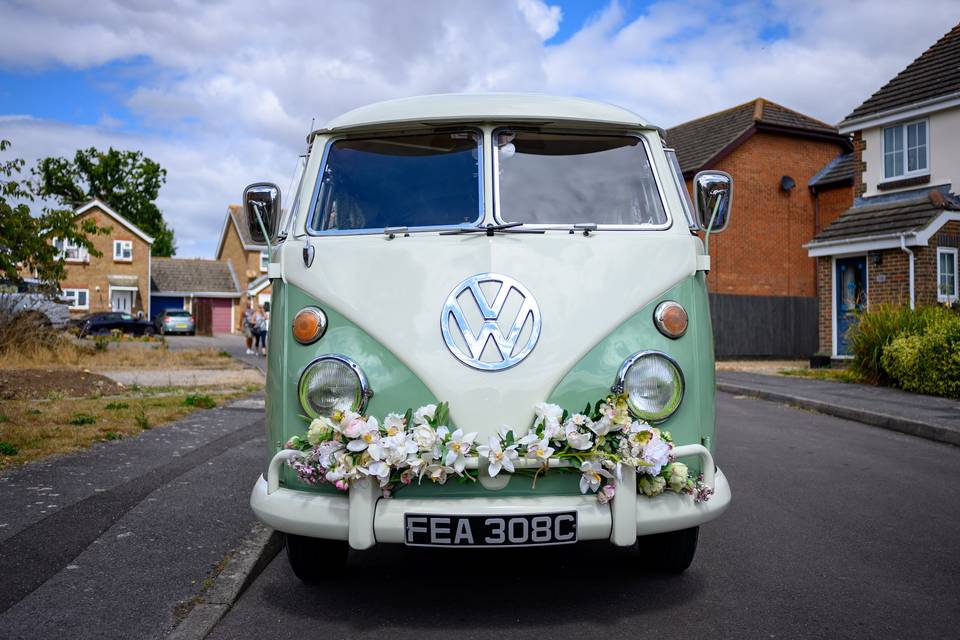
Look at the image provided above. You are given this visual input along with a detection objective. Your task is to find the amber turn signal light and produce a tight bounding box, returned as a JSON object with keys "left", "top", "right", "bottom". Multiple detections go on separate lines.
{"left": 292, "top": 307, "right": 327, "bottom": 344}
{"left": 653, "top": 301, "right": 688, "bottom": 339}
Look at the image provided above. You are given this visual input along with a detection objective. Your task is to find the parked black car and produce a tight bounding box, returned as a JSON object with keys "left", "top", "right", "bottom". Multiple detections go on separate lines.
{"left": 73, "top": 312, "right": 155, "bottom": 337}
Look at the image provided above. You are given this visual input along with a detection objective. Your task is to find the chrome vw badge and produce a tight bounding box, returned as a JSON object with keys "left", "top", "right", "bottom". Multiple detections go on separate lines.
{"left": 441, "top": 273, "right": 541, "bottom": 371}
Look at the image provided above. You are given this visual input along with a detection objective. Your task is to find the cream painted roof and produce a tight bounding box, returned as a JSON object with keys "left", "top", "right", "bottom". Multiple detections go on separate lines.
{"left": 317, "top": 93, "right": 651, "bottom": 134}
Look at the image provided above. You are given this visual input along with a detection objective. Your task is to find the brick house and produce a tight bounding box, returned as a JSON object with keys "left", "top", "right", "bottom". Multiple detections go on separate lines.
{"left": 806, "top": 23, "right": 960, "bottom": 357}
{"left": 665, "top": 98, "right": 852, "bottom": 356}
{"left": 54, "top": 198, "right": 154, "bottom": 317}
{"left": 150, "top": 258, "right": 242, "bottom": 333}
{"left": 215, "top": 205, "right": 271, "bottom": 325}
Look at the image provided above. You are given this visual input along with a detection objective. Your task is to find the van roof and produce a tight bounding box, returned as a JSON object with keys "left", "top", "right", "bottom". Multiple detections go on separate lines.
{"left": 314, "top": 93, "right": 651, "bottom": 137}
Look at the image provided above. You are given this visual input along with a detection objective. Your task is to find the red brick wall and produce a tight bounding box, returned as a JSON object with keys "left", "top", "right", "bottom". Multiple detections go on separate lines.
{"left": 852, "top": 131, "right": 866, "bottom": 198}
{"left": 816, "top": 257, "right": 832, "bottom": 353}
{"left": 816, "top": 185, "right": 852, "bottom": 232}
{"left": 688, "top": 132, "right": 851, "bottom": 298}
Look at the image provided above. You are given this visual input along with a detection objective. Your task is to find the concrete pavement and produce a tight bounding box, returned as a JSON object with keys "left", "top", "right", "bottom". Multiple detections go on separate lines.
{"left": 0, "top": 397, "right": 267, "bottom": 639}
{"left": 717, "top": 371, "right": 960, "bottom": 446}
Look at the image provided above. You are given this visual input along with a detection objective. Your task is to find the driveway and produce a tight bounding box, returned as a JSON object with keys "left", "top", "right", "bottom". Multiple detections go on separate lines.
{"left": 207, "top": 392, "right": 960, "bottom": 640}
{"left": 163, "top": 334, "right": 267, "bottom": 373}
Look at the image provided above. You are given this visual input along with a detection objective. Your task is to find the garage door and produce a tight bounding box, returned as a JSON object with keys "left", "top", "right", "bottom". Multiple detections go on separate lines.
{"left": 210, "top": 298, "right": 233, "bottom": 334}
{"left": 150, "top": 296, "right": 185, "bottom": 320}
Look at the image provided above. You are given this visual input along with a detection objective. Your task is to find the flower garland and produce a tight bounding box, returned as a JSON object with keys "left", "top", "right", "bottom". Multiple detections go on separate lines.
{"left": 285, "top": 394, "right": 714, "bottom": 504}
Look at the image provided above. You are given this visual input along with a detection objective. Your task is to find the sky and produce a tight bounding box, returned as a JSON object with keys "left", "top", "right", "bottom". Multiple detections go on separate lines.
{"left": 0, "top": 0, "right": 958, "bottom": 257}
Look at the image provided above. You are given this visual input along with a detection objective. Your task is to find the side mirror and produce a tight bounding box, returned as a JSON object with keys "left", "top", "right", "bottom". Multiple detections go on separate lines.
{"left": 244, "top": 182, "right": 281, "bottom": 244}
{"left": 693, "top": 171, "right": 732, "bottom": 234}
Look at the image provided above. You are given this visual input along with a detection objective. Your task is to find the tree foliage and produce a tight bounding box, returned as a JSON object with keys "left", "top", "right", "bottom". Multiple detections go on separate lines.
{"left": 33, "top": 146, "right": 176, "bottom": 256}
{"left": 0, "top": 140, "right": 111, "bottom": 294}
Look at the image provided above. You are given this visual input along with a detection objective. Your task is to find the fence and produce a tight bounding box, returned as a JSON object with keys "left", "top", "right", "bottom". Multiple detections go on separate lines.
{"left": 709, "top": 294, "right": 818, "bottom": 358}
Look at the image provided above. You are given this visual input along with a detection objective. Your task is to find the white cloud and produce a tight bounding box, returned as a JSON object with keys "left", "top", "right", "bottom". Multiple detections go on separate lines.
{"left": 1, "top": 0, "right": 958, "bottom": 256}
{"left": 517, "top": 0, "right": 563, "bottom": 40}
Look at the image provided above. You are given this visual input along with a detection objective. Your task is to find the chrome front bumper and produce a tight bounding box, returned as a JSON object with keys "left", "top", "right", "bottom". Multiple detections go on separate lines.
{"left": 250, "top": 445, "right": 731, "bottom": 549}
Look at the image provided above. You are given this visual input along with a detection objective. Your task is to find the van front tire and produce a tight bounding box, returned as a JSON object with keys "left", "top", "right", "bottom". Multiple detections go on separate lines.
{"left": 285, "top": 534, "right": 349, "bottom": 581}
{"left": 637, "top": 526, "right": 699, "bottom": 573}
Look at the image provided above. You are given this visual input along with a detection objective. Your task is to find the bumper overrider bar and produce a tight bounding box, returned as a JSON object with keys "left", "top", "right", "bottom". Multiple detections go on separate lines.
{"left": 251, "top": 444, "right": 731, "bottom": 549}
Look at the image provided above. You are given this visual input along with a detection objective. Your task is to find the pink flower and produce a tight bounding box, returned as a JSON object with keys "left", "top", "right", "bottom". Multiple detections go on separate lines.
{"left": 335, "top": 480, "right": 349, "bottom": 491}
{"left": 597, "top": 483, "right": 616, "bottom": 504}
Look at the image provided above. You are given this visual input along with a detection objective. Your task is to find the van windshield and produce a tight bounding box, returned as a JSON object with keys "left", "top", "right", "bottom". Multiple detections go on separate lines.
{"left": 496, "top": 131, "right": 668, "bottom": 227}
{"left": 310, "top": 131, "right": 482, "bottom": 232}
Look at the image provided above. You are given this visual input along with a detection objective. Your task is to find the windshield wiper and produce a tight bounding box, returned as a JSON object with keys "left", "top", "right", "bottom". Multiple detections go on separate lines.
{"left": 440, "top": 222, "right": 544, "bottom": 236}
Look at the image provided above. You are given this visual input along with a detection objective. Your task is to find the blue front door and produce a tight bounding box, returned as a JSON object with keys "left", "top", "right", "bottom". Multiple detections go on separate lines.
{"left": 836, "top": 256, "right": 867, "bottom": 356}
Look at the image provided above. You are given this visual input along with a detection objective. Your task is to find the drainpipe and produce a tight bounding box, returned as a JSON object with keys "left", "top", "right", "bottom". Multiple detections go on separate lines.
{"left": 899, "top": 234, "right": 915, "bottom": 309}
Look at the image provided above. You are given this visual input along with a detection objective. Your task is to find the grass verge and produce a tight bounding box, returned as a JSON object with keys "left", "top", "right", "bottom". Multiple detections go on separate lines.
{"left": 779, "top": 368, "right": 862, "bottom": 383}
{"left": 0, "top": 385, "right": 256, "bottom": 469}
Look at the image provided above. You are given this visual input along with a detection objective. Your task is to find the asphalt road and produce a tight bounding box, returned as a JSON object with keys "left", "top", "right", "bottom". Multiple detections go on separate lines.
{"left": 208, "top": 393, "right": 960, "bottom": 640}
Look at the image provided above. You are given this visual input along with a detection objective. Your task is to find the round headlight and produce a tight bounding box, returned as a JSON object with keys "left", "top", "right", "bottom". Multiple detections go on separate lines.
{"left": 615, "top": 351, "right": 683, "bottom": 422}
{"left": 292, "top": 307, "right": 327, "bottom": 344}
{"left": 298, "top": 355, "right": 372, "bottom": 418}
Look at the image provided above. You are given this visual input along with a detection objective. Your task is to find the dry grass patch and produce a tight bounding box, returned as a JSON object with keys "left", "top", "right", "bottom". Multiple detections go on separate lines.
{"left": 779, "top": 368, "right": 861, "bottom": 383}
{"left": 0, "top": 386, "right": 254, "bottom": 469}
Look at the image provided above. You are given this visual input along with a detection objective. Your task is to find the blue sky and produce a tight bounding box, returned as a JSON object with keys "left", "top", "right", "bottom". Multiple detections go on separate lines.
{"left": 0, "top": 0, "right": 957, "bottom": 257}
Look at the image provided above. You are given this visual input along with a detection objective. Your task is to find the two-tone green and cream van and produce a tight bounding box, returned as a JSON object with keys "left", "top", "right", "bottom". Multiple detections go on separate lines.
{"left": 247, "top": 94, "right": 732, "bottom": 579}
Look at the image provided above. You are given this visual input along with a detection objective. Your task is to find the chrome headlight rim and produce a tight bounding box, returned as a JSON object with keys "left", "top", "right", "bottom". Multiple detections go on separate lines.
{"left": 612, "top": 350, "right": 684, "bottom": 423}
{"left": 297, "top": 354, "right": 373, "bottom": 419}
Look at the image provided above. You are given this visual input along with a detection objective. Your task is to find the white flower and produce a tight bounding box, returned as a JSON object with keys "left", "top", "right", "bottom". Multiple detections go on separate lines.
{"left": 366, "top": 460, "right": 391, "bottom": 487}
{"left": 412, "top": 424, "right": 439, "bottom": 452}
{"left": 640, "top": 433, "right": 671, "bottom": 476}
{"left": 425, "top": 463, "right": 454, "bottom": 484}
{"left": 589, "top": 416, "right": 615, "bottom": 436}
{"left": 639, "top": 474, "right": 666, "bottom": 497}
{"left": 413, "top": 404, "right": 437, "bottom": 425}
{"left": 325, "top": 452, "right": 359, "bottom": 485}
{"left": 476, "top": 436, "right": 519, "bottom": 477}
{"left": 444, "top": 429, "right": 477, "bottom": 473}
{"left": 533, "top": 402, "right": 564, "bottom": 439}
{"left": 307, "top": 417, "right": 336, "bottom": 444}
{"left": 382, "top": 413, "right": 406, "bottom": 436}
{"left": 579, "top": 459, "right": 613, "bottom": 494}
{"left": 346, "top": 416, "right": 381, "bottom": 452}
{"left": 525, "top": 436, "right": 555, "bottom": 464}
{"left": 315, "top": 440, "right": 345, "bottom": 467}
{"left": 369, "top": 432, "right": 416, "bottom": 467}
{"left": 666, "top": 462, "right": 689, "bottom": 493}
{"left": 564, "top": 424, "right": 593, "bottom": 450}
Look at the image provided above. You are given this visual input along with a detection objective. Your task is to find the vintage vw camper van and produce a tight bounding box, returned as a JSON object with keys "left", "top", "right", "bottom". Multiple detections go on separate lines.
{"left": 247, "top": 94, "right": 732, "bottom": 579}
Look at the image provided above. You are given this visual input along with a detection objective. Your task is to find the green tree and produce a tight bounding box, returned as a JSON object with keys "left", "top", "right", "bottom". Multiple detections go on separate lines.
{"left": 33, "top": 147, "right": 176, "bottom": 256}
{"left": 0, "top": 140, "right": 110, "bottom": 293}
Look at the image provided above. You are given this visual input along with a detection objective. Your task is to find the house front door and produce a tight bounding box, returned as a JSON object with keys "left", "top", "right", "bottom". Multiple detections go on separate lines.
{"left": 836, "top": 256, "right": 867, "bottom": 356}
{"left": 111, "top": 289, "right": 134, "bottom": 313}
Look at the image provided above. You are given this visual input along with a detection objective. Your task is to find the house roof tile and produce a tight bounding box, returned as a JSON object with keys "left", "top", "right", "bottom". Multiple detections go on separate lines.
{"left": 810, "top": 189, "right": 960, "bottom": 244}
{"left": 841, "top": 23, "right": 960, "bottom": 125}
{"left": 665, "top": 98, "right": 843, "bottom": 175}
{"left": 150, "top": 258, "right": 240, "bottom": 295}
{"left": 809, "top": 152, "right": 856, "bottom": 188}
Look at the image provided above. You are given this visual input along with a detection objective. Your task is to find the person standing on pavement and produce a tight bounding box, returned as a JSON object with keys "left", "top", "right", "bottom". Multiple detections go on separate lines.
{"left": 242, "top": 301, "right": 255, "bottom": 355}
{"left": 260, "top": 304, "right": 269, "bottom": 356}
{"left": 252, "top": 305, "right": 267, "bottom": 356}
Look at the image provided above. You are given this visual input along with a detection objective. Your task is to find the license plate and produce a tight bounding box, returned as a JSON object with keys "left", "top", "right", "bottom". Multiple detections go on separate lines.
{"left": 176, "top": 324, "right": 188, "bottom": 328}
{"left": 403, "top": 511, "right": 577, "bottom": 547}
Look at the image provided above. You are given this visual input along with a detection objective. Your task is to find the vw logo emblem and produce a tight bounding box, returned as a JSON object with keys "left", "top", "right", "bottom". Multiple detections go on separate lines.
{"left": 441, "top": 273, "right": 541, "bottom": 371}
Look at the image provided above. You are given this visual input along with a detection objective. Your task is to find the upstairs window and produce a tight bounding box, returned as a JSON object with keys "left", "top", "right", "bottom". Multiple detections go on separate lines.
{"left": 260, "top": 251, "right": 269, "bottom": 272}
{"left": 54, "top": 238, "right": 88, "bottom": 262}
{"left": 938, "top": 247, "right": 958, "bottom": 303}
{"left": 114, "top": 240, "right": 133, "bottom": 261}
{"left": 883, "top": 120, "right": 927, "bottom": 180}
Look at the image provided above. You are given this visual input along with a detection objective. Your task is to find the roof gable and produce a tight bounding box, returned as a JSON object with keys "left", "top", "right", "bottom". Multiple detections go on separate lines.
{"left": 841, "top": 23, "right": 960, "bottom": 126}
{"left": 75, "top": 198, "right": 154, "bottom": 244}
{"left": 809, "top": 152, "right": 855, "bottom": 189}
{"left": 214, "top": 204, "right": 266, "bottom": 258}
{"left": 665, "top": 98, "right": 846, "bottom": 175}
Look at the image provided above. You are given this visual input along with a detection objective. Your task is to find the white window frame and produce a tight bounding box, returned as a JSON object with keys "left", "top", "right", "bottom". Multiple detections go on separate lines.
{"left": 260, "top": 251, "right": 269, "bottom": 272}
{"left": 938, "top": 247, "right": 958, "bottom": 303}
{"left": 61, "top": 288, "right": 89, "bottom": 310}
{"left": 881, "top": 119, "right": 929, "bottom": 181}
{"left": 55, "top": 238, "right": 89, "bottom": 263}
{"left": 113, "top": 239, "right": 133, "bottom": 262}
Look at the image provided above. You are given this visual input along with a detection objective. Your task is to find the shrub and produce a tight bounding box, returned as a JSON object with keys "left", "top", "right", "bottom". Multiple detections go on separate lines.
{"left": 102, "top": 431, "right": 123, "bottom": 441}
{"left": 104, "top": 401, "right": 129, "bottom": 411}
{"left": 184, "top": 394, "right": 216, "bottom": 409}
{"left": 881, "top": 311, "right": 960, "bottom": 398}
{"left": 0, "top": 441, "right": 18, "bottom": 456}
{"left": 69, "top": 413, "right": 97, "bottom": 425}
{"left": 134, "top": 404, "right": 150, "bottom": 430}
{"left": 849, "top": 305, "right": 942, "bottom": 385}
